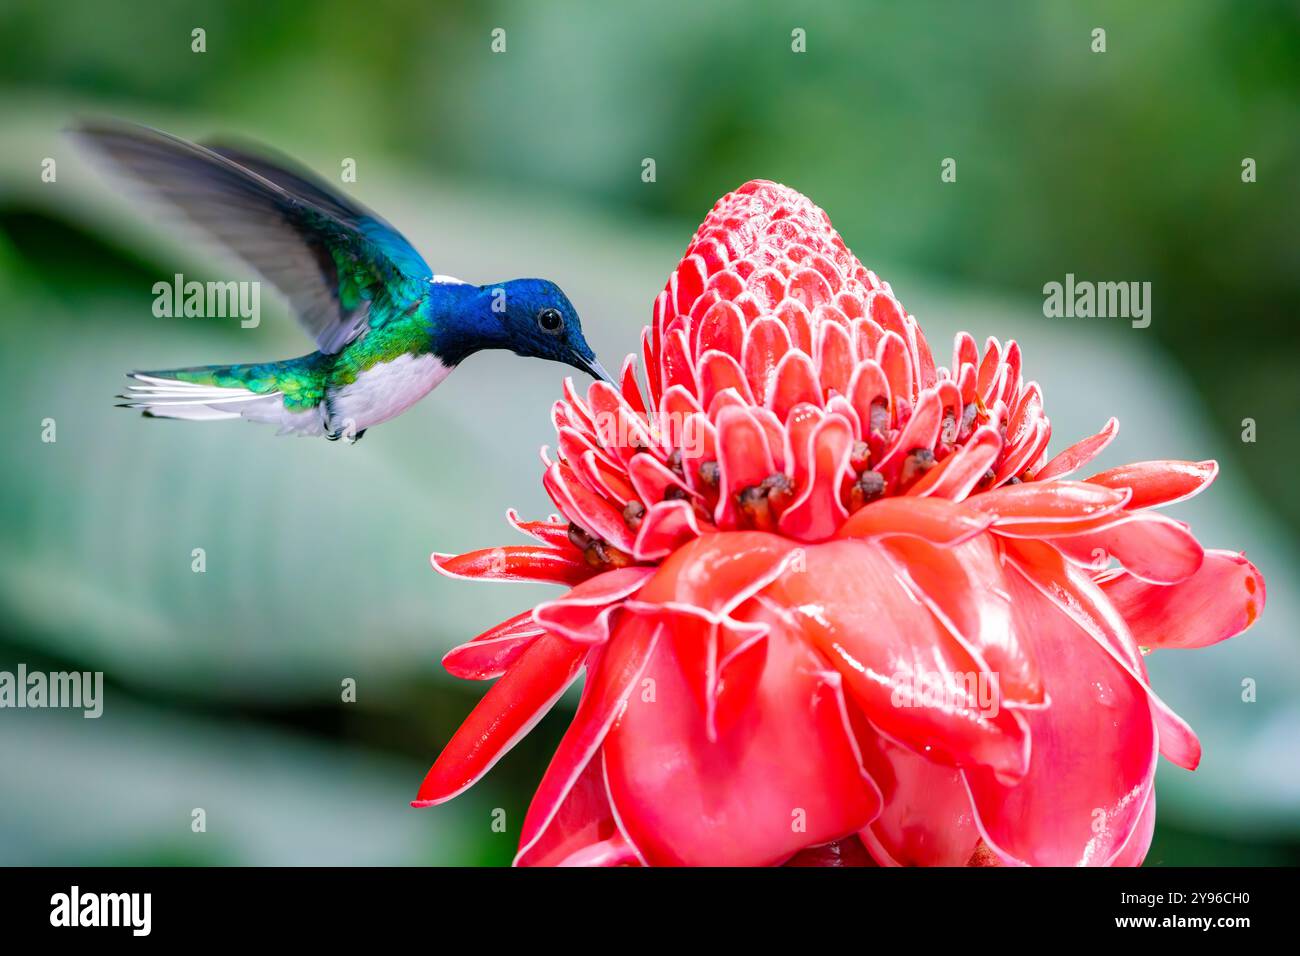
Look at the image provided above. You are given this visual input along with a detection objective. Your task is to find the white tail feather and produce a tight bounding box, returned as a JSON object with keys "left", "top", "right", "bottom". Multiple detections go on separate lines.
{"left": 120, "top": 373, "right": 325, "bottom": 435}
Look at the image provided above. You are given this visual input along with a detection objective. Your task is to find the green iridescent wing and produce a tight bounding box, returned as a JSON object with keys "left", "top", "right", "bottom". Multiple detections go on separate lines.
{"left": 76, "top": 120, "right": 432, "bottom": 354}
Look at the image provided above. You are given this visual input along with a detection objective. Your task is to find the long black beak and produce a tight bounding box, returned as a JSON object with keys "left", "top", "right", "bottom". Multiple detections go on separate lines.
{"left": 578, "top": 355, "right": 617, "bottom": 386}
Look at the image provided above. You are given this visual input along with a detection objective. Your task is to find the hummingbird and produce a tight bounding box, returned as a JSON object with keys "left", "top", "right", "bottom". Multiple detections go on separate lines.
{"left": 77, "top": 121, "right": 612, "bottom": 442}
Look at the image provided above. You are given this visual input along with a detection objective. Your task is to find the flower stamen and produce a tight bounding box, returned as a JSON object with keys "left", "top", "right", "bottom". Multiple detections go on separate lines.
{"left": 568, "top": 522, "right": 633, "bottom": 569}
{"left": 623, "top": 500, "right": 646, "bottom": 530}
{"left": 848, "top": 469, "right": 886, "bottom": 511}
{"left": 737, "top": 473, "right": 794, "bottom": 531}
{"left": 898, "top": 448, "right": 936, "bottom": 492}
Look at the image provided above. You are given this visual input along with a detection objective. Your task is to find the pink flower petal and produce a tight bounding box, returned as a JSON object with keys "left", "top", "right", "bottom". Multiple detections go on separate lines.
{"left": 1100, "top": 549, "right": 1265, "bottom": 648}
{"left": 414, "top": 633, "right": 588, "bottom": 806}
{"left": 1108, "top": 786, "right": 1156, "bottom": 868}
{"left": 602, "top": 599, "right": 881, "bottom": 866}
{"left": 967, "top": 480, "right": 1131, "bottom": 526}
{"left": 504, "top": 509, "right": 571, "bottom": 548}
{"left": 963, "top": 565, "right": 1157, "bottom": 866}
{"left": 856, "top": 727, "right": 981, "bottom": 867}
{"left": 713, "top": 405, "right": 777, "bottom": 527}
{"left": 876, "top": 331, "right": 913, "bottom": 410}
{"left": 909, "top": 424, "right": 1000, "bottom": 500}
{"left": 673, "top": 254, "right": 707, "bottom": 316}
{"left": 627, "top": 450, "right": 693, "bottom": 506}
{"left": 788, "top": 266, "right": 834, "bottom": 311}
{"left": 1004, "top": 539, "right": 1202, "bottom": 770}
{"left": 533, "top": 567, "right": 656, "bottom": 644}
{"left": 633, "top": 500, "right": 710, "bottom": 562}
{"left": 1035, "top": 417, "right": 1119, "bottom": 480}
{"left": 869, "top": 291, "right": 908, "bottom": 342}
{"left": 1085, "top": 459, "right": 1218, "bottom": 509}
{"left": 976, "top": 337, "right": 1002, "bottom": 398}
{"left": 742, "top": 316, "right": 792, "bottom": 402}
{"left": 515, "top": 751, "right": 639, "bottom": 867}
{"left": 847, "top": 359, "right": 891, "bottom": 435}
{"left": 876, "top": 387, "right": 942, "bottom": 474}
{"left": 543, "top": 461, "right": 637, "bottom": 554}
{"left": 882, "top": 535, "right": 1043, "bottom": 707}
{"left": 1049, "top": 512, "right": 1205, "bottom": 585}
{"left": 817, "top": 319, "right": 854, "bottom": 396}
{"left": 431, "top": 546, "right": 592, "bottom": 586}
{"left": 442, "top": 609, "right": 545, "bottom": 680}
{"left": 765, "top": 538, "right": 1030, "bottom": 781}
{"left": 617, "top": 354, "right": 647, "bottom": 415}
{"left": 768, "top": 349, "right": 824, "bottom": 420}
{"left": 837, "top": 496, "right": 994, "bottom": 547}
{"left": 778, "top": 414, "right": 853, "bottom": 542}
{"left": 774, "top": 298, "right": 814, "bottom": 353}
{"left": 516, "top": 619, "right": 661, "bottom": 865}
{"left": 697, "top": 348, "right": 755, "bottom": 409}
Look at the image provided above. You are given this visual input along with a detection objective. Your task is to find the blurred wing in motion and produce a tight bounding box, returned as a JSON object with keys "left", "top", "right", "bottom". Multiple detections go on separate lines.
{"left": 74, "top": 120, "right": 432, "bottom": 354}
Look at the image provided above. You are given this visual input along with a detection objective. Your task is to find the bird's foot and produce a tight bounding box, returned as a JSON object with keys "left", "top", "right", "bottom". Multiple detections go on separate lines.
{"left": 326, "top": 426, "right": 366, "bottom": 443}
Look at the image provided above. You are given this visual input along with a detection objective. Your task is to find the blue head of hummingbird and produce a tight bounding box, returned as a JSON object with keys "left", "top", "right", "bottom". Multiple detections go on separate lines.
{"left": 76, "top": 120, "right": 614, "bottom": 442}
{"left": 444, "top": 277, "right": 610, "bottom": 383}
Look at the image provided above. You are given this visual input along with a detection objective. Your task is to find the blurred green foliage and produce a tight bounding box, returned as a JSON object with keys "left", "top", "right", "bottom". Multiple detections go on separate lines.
{"left": 0, "top": 0, "right": 1296, "bottom": 865}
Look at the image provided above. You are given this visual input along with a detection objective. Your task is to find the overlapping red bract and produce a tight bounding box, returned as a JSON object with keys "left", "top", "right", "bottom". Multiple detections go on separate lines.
{"left": 418, "top": 181, "right": 1265, "bottom": 867}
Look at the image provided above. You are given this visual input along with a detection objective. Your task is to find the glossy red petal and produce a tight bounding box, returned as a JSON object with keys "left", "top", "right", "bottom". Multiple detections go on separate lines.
{"left": 442, "top": 610, "right": 545, "bottom": 680}
{"left": 504, "top": 509, "right": 571, "bottom": 548}
{"left": 1049, "top": 512, "right": 1205, "bottom": 585}
{"left": 515, "top": 750, "right": 640, "bottom": 867}
{"left": 627, "top": 450, "right": 693, "bottom": 506}
{"left": 1108, "top": 786, "right": 1156, "bottom": 868}
{"left": 1085, "top": 459, "right": 1218, "bottom": 509}
{"left": 543, "top": 462, "right": 637, "bottom": 554}
{"left": 856, "top": 727, "right": 981, "bottom": 867}
{"left": 602, "top": 598, "right": 882, "bottom": 867}
{"left": 817, "top": 319, "right": 854, "bottom": 396}
{"left": 765, "top": 539, "right": 1030, "bottom": 781}
{"left": 431, "top": 546, "right": 592, "bottom": 586}
{"left": 964, "top": 566, "right": 1157, "bottom": 866}
{"left": 657, "top": 328, "right": 694, "bottom": 396}
{"left": 1035, "top": 417, "right": 1119, "bottom": 480}
{"left": 1100, "top": 549, "right": 1265, "bottom": 648}
{"left": 1004, "top": 539, "right": 1201, "bottom": 770}
{"left": 617, "top": 354, "right": 648, "bottom": 416}
{"left": 847, "top": 359, "right": 890, "bottom": 433}
{"left": 909, "top": 424, "right": 1000, "bottom": 500}
{"left": 788, "top": 266, "right": 834, "bottom": 311}
{"left": 414, "top": 633, "right": 587, "bottom": 807}
{"left": 742, "top": 317, "right": 792, "bottom": 402}
{"left": 633, "top": 531, "right": 799, "bottom": 619}
{"left": 837, "top": 496, "right": 994, "bottom": 546}
{"left": 713, "top": 406, "right": 777, "bottom": 527}
{"left": 777, "top": 414, "right": 853, "bottom": 542}
{"left": 516, "top": 620, "right": 661, "bottom": 865}
{"left": 882, "top": 535, "right": 1043, "bottom": 706}
{"left": 876, "top": 387, "right": 942, "bottom": 474}
{"left": 633, "top": 500, "right": 709, "bottom": 561}
{"left": 876, "top": 331, "right": 913, "bottom": 410}
{"left": 769, "top": 350, "right": 823, "bottom": 420}
{"left": 533, "top": 567, "right": 656, "bottom": 644}
{"left": 967, "top": 480, "right": 1131, "bottom": 526}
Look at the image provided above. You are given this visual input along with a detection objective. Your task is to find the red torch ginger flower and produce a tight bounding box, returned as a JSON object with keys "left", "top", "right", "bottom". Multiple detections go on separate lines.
{"left": 416, "top": 180, "right": 1265, "bottom": 867}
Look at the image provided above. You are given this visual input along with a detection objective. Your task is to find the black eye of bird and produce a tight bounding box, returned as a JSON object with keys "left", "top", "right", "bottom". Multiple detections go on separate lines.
{"left": 537, "top": 307, "right": 564, "bottom": 334}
